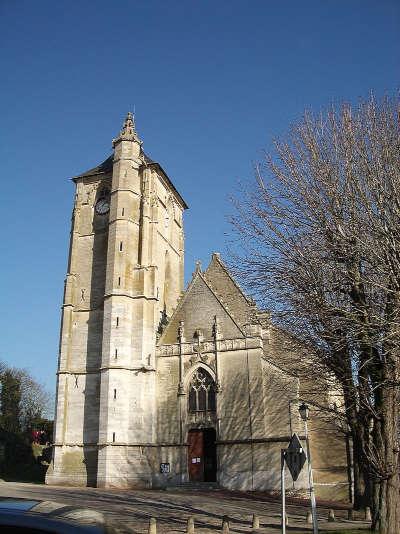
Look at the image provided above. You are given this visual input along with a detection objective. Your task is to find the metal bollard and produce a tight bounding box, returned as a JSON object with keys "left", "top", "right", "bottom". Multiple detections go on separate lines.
{"left": 222, "top": 515, "right": 230, "bottom": 533}
{"left": 251, "top": 514, "right": 260, "bottom": 530}
{"left": 328, "top": 509, "right": 335, "bottom": 522}
{"left": 285, "top": 513, "right": 288, "bottom": 526}
{"left": 148, "top": 517, "right": 157, "bottom": 534}
{"left": 306, "top": 510, "right": 313, "bottom": 524}
{"left": 365, "top": 507, "right": 372, "bottom": 522}
{"left": 187, "top": 516, "right": 195, "bottom": 534}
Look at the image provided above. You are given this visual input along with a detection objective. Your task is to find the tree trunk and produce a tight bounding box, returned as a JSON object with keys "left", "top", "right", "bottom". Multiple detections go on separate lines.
{"left": 352, "top": 431, "right": 366, "bottom": 509}
{"left": 372, "top": 474, "right": 400, "bottom": 534}
{"left": 360, "top": 414, "right": 373, "bottom": 509}
{"left": 371, "top": 383, "right": 400, "bottom": 533}
{"left": 361, "top": 462, "right": 373, "bottom": 511}
{"left": 340, "top": 361, "right": 371, "bottom": 510}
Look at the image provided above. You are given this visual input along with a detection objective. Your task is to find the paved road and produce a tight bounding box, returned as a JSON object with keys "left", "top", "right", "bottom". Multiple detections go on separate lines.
{"left": 0, "top": 481, "right": 369, "bottom": 533}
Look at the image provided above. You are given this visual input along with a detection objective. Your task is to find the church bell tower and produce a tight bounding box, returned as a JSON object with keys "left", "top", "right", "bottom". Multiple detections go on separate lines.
{"left": 47, "top": 114, "right": 187, "bottom": 488}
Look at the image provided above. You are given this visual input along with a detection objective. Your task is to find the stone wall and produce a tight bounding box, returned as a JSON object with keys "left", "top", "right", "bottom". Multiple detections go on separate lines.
{"left": 48, "top": 118, "right": 349, "bottom": 499}
{"left": 48, "top": 118, "right": 186, "bottom": 488}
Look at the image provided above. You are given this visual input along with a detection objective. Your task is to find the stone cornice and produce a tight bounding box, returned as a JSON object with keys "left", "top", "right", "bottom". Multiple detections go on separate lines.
{"left": 53, "top": 441, "right": 187, "bottom": 448}
{"left": 156, "top": 336, "right": 263, "bottom": 357}
{"left": 99, "top": 365, "right": 155, "bottom": 373}
{"left": 103, "top": 292, "right": 158, "bottom": 301}
{"left": 112, "top": 157, "right": 141, "bottom": 166}
{"left": 216, "top": 435, "right": 305, "bottom": 445}
{"left": 57, "top": 365, "right": 156, "bottom": 375}
{"left": 108, "top": 217, "right": 140, "bottom": 226}
{"left": 53, "top": 436, "right": 299, "bottom": 448}
{"left": 110, "top": 188, "right": 140, "bottom": 197}
{"left": 76, "top": 229, "right": 109, "bottom": 238}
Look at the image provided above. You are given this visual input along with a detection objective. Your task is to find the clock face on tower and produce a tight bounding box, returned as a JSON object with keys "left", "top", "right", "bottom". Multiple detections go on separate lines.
{"left": 95, "top": 197, "right": 110, "bottom": 215}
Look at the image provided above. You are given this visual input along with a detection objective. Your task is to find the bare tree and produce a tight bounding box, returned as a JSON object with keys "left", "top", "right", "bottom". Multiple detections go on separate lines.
{"left": 231, "top": 95, "right": 400, "bottom": 534}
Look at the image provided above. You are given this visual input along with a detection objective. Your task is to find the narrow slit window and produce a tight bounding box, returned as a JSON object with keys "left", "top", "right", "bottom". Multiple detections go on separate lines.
{"left": 121, "top": 208, "right": 125, "bottom": 216}
{"left": 113, "top": 389, "right": 117, "bottom": 399}
{"left": 112, "top": 432, "right": 116, "bottom": 442}
{"left": 116, "top": 317, "right": 119, "bottom": 327}
{"left": 118, "top": 276, "right": 121, "bottom": 287}
{"left": 119, "top": 242, "right": 123, "bottom": 251}
{"left": 115, "top": 348, "right": 118, "bottom": 359}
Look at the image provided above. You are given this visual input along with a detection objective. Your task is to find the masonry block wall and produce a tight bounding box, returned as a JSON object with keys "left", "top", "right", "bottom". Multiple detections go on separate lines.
{"left": 47, "top": 115, "right": 349, "bottom": 499}
{"left": 47, "top": 114, "right": 186, "bottom": 487}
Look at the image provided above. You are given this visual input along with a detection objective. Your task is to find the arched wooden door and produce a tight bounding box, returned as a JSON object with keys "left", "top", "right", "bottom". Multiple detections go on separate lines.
{"left": 188, "top": 428, "right": 217, "bottom": 482}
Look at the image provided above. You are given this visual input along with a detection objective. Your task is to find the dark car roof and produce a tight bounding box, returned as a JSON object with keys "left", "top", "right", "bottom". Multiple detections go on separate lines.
{"left": 0, "top": 498, "right": 105, "bottom": 533}
{"left": 0, "top": 499, "right": 40, "bottom": 511}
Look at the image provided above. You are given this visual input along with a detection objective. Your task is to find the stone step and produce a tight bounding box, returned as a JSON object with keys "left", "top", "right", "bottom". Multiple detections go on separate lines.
{"left": 166, "top": 481, "right": 219, "bottom": 491}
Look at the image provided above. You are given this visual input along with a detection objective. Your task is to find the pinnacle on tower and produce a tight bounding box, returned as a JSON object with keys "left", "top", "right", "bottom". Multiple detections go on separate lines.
{"left": 112, "top": 111, "right": 142, "bottom": 147}
{"left": 193, "top": 260, "right": 202, "bottom": 277}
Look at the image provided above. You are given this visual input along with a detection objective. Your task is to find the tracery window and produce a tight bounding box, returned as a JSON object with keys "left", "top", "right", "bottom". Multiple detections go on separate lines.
{"left": 188, "top": 368, "right": 216, "bottom": 412}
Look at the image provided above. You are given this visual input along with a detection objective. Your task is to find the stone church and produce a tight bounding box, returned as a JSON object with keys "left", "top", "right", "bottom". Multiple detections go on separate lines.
{"left": 46, "top": 113, "right": 348, "bottom": 498}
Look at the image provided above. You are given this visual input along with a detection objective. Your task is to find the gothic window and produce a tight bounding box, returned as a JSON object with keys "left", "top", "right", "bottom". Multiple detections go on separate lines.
{"left": 188, "top": 368, "right": 216, "bottom": 413}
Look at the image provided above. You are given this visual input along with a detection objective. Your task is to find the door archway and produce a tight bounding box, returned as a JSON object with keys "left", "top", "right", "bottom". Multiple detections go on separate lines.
{"left": 187, "top": 428, "right": 217, "bottom": 482}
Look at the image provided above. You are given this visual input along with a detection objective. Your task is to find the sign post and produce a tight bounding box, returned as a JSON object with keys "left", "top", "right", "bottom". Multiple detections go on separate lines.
{"left": 281, "top": 433, "right": 314, "bottom": 534}
{"left": 285, "top": 433, "right": 307, "bottom": 481}
{"left": 281, "top": 449, "right": 286, "bottom": 534}
{"left": 303, "top": 424, "right": 318, "bottom": 534}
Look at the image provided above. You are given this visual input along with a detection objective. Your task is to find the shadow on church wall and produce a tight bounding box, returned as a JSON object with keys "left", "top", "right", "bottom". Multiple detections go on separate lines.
{"left": 82, "top": 205, "right": 109, "bottom": 486}
{"left": 150, "top": 347, "right": 349, "bottom": 498}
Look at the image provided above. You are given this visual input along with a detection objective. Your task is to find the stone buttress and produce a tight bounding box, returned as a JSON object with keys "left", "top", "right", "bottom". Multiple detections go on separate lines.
{"left": 46, "top": 114, "right": 186, "bottom": 487}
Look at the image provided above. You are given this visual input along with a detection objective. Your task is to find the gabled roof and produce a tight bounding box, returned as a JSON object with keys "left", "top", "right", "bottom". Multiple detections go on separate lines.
{"left": 158, "top": 267, "right": 245, "bottom": 345}
{"left": 72, "top": 152, "right": 154, "bottom": 180}
{"left": 72, "top": 151, "right": 188, "bottom": 209}
{"left": 203, "top": 253, "right": 258, "bottom": 327}
{"left": 145, "top": 157, "right": 188, "bottom": 210}
{"left": 158, "top": 254, "right": 264, "bottom": 346}
{"left": 72, "top": 155, "right": 114, "bottom": 180}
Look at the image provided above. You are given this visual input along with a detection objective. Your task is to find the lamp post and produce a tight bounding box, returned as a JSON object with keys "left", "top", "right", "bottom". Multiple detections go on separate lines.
{"left": 299, "top": 402, "right": 318, "bottom": 534}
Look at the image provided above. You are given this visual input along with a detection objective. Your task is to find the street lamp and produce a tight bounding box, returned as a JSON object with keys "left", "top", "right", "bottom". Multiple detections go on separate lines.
{"left": 299, "top": 402, "right": 318, "bottom": 534}
{"left": 298, "top": 402, "right": 310, "bottom": 422}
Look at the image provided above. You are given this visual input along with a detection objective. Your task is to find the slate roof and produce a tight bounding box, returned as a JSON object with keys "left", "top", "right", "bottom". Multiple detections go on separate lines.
{"left": 73, "top": 155, "right": 114, "bottom": 179}
{"left": 158, "top": 254, "right": 261, "bottom": 345}
{"left": 158, "top": 269, "right": 245, "bottom": 345}
{"left": 203, "top": 253, "right": 258, "bottom": 327}
{"left": 72, "top": 152, "right": 188, "bottom": 209}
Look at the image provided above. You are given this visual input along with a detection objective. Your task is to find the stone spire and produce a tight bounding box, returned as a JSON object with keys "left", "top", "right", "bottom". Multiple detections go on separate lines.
{"left": 112, "top": 111, "right": 142, "bottom": 147}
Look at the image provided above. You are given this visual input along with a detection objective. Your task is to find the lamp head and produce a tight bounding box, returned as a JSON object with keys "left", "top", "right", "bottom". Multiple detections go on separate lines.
{"left": 299, "top": 402, "right": 310, "bottom": 421}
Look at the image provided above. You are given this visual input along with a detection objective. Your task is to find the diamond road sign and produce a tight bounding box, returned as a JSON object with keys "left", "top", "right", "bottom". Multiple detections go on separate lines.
{"left": 284, "top": 433, "right": 307, "bottom": 481}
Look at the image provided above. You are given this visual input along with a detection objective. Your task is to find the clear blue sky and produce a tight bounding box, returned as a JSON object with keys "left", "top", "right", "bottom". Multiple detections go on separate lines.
{"left": 0, "top": 0, "right": 398, "bottom": 399}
